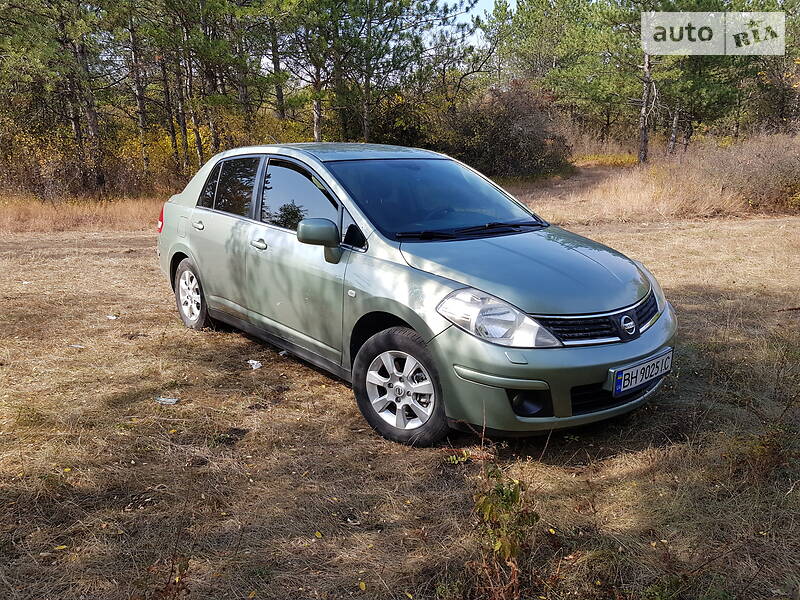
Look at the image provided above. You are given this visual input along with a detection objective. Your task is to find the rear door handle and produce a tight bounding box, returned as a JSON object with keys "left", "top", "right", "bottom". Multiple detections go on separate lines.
{"left": 191, "top": 220, "right": 204, "bottom": 230}
{"left": 250, "top": 238, "right": 268, "bottom": 250}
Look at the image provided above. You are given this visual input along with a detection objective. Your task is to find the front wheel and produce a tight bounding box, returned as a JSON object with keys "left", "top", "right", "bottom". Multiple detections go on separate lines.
{"left": 353, "top": 327, "right": 450, "bottom": 446}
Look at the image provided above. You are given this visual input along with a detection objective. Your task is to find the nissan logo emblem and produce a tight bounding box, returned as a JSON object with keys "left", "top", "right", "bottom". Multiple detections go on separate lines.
{"left": 621, "top": 315, "right": 637, "bottom": 335}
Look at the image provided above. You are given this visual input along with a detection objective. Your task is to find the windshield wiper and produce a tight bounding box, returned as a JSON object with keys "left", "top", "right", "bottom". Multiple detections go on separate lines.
{"left": 453, "top": 220, "right": 546, "bottom": 234}
{"left": 395, "top": 230, "right": 457, "bottom": 240}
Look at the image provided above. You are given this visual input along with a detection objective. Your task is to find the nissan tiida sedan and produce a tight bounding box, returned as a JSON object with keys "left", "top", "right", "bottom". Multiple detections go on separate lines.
{"left": 157, "top": 143, "right": 676, "bottom": 445}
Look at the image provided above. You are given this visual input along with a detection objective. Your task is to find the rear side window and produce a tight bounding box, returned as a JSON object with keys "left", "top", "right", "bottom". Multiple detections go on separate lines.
{"left": 198, "top": 162, "right": 221, "bottom": 209}
{"left": 261, "top": 159, "right": 338, "bottom": 231}
{"left": 215, "top": 157, "right": 260, "bottom": 217}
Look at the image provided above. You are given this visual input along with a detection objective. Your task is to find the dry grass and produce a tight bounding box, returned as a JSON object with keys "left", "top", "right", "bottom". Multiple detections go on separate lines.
{"left": 511, "top": 165, "right": 751, "bottom": 224}
{"left": 0, "top": 232, "right": 476, "bottom": 599}
{"left": 509, "top": 135, "right": 800, "bottom": 225}
{"left": 1, "top": 218, "right": 797, "bottom": 599}
{"left": 501, "top": 217, "right": 800, "bottom": 599}
{"left": 0, "top": 195, "right": 163, "bottom": 232}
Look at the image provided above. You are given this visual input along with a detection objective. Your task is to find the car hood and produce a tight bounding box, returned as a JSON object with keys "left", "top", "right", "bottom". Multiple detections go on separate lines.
{"left": 399, "top": 226, "right": 650, "bottom": 314}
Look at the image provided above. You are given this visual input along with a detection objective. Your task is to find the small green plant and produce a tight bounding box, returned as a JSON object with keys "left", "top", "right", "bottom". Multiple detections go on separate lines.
{"left": 14, "top": 405, "right": 50, "bottom": 427}
{"left": 642, "top": 575, "right": 734, "bottom": 600}
{"left": 150, "top": 554, "right": 190, "bottom": 600}
{"left": 472, "top": 464, "right": 539, "bottom": 600}
{"left": 642, "top": 575, "right": 682, "bottom": 600}
{"left": 573, "top": 153, "right": 638, "bottom": 167}
{"left": 445, "top": 449, "right": 471, "bottom": 465}
{"left": 435, "top": 579, "right": 467, "bottom": 600}
{"left": 725, "top": 429, "right": 792, "bottom": 480}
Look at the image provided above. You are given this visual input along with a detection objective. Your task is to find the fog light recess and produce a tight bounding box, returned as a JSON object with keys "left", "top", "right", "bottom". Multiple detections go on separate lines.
{"left": 508, "top": 389, "right": 553, "bottom": 417}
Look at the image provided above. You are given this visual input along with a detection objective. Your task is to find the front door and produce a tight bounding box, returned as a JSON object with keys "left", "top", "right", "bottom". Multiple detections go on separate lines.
{"left": 243, "top": 157, "right": 348, "bottom": 364}
{"left": 188, "top": 155, "right": 263, "bottom": 318}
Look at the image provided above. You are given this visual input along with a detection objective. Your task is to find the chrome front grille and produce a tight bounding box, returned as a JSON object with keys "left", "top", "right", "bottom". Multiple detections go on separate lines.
{"left": 634, "top": 290, "right": 659, "bottom": 326}
{"left": 535, "top": 315, "right": 617, "bottom": 343}
{"left": 534, "top": 289, "right": 659, "bottom": 346}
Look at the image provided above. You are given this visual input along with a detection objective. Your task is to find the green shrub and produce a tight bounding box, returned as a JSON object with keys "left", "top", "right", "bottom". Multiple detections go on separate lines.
{"left": 432, "top": 84, "right": 571, "bottom": 177}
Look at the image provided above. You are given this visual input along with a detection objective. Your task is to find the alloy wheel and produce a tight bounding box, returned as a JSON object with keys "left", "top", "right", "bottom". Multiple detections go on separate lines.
{"left": 365, "top": 350, "right": 435, "bottom": 430}
{"left": 178, "top": 269, "right": 202, "bottom": 322}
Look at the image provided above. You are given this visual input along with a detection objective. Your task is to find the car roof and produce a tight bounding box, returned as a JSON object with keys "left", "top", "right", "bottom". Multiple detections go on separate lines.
{"left": 223, "top": 142, "right": 444, "bottom": 162}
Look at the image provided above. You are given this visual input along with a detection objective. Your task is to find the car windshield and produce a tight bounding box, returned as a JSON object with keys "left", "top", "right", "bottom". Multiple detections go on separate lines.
{"left": 326, "top": 158, "right": 545, "bottom": 241}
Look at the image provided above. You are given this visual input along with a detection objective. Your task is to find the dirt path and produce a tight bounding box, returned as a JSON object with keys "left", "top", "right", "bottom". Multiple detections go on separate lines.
{"left": 503, "top": 165, "right": 620, "bottom": 207}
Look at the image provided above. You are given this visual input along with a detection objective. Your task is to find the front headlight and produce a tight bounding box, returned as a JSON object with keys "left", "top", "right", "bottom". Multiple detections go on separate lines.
{"left": 437, "top": 288, "right": 561, "bottom": 348}
{"left": 634, "top": 261, "right": 666, "bottom": 311}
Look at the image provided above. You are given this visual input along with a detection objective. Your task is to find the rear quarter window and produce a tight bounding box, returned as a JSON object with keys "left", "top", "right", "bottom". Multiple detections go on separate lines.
{"left": 215, "top": 157, "right": 261, "bottom": 217}
{"left": 197, "top": 162, "right": 221, "bottom": 209}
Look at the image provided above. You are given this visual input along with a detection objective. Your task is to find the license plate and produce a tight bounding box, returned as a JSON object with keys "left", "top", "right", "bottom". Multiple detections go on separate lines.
{"left": 613, "top": 349, "right": 672, "bottom": 396}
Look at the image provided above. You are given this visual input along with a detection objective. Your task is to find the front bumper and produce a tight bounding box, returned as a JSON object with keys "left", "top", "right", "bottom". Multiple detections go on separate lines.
{"left": 427, "top": 302, "right": 677, "bottom": 433}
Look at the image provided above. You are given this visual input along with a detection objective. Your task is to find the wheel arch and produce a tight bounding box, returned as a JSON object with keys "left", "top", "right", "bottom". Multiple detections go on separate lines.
{"left": 346, "top": 294, "right": 449, "bottom": 368}
{"left": 167, "top": 243, "right": 201, "bottom": 290}
{"left": 349, "top": 311, "right": 414, "bottom": 368}
{"left": 169, "top": 252, "right": 189, "bottom": 290}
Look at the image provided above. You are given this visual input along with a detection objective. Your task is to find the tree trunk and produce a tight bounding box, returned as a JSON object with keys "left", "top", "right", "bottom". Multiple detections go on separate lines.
{"left": 362, "top": 0, "right": 373, "bottom": 142}
{"left": 182, "top": 25, "right": 205, "bottom": 165}
{"left": 159, "top": 56, "right": 180, "bottom": 173}
{"left": 681, "top": 121, "right": 693, "bottom": 153}
{"left": 173, "top": 54, "right": 190, "bottom": 170}
{"left": 313, "top": 96, "right": 323, "bottom": 142}
{"left": 637, "top": 53, "right": 652, "bottom": 164}
{"left": 666, "top": 108, "right": 679, "bottom": 155}
{"left": 186, "top": 66, "right": 205, "bottom": 164}
{"left": 313, "top": 65, "right": 323, "bottom": 142}
{"left": 128, "top": 15, "right": 149, "bottom": 173}
{"left": 199, "top": 11, "right": 220, "bottom": 153}
{"left": 206, "top": 74, "right": 220, "bottom": 153}
{"left": 74, "top": 40, "right": 103, "bottom": 190}
{"left": 65, "top": 76, "right": 87, "bottom": 186}
{"left": 269, "top": 23, "right": 286, "bottom": 120}
{"left": 330, "top": 22, "right": 349, "bottom": 137}
{"left": 235, "top": 37, "right": 252, "bottom": 142}
{"left": 600, "top": 106, "right": 611, "bottom": 144}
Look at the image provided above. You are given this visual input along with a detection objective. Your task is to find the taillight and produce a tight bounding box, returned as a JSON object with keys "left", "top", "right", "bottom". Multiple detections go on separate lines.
{"left": 157, "top": 205, "right": 164, "bottom": 233}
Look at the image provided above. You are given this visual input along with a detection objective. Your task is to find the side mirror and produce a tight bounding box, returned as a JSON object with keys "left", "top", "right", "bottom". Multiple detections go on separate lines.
{"left": 297, "top": 218, "right": 340, "bottom": 247}
{"left": 296, "top": 218, "right": 343, "bottom": 264}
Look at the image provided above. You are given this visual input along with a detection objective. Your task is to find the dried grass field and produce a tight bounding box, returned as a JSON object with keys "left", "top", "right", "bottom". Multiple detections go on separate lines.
{"left": 1, "top": 180, "right": 799, "bottom": 599}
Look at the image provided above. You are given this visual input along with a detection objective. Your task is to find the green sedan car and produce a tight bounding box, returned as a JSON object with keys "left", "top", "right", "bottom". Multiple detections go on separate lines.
{"left": 157, "top": 143, "right": 676, "bottom": 445}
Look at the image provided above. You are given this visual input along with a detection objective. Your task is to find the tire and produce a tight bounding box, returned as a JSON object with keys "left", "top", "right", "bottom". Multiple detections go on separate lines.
{"left": 353, "top": 326, "right": 450, "bottom": 446}
{"left": 174, "top": 258, "right": 212, "bottom": 330}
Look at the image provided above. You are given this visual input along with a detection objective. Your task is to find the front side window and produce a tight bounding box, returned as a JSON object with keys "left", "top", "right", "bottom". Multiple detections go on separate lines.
{"left": 198, "top": 162, "right": 221, "bottom": 209}
{"left": 215, "top": 157, "right": 260, "bottom": 217}
{"left": 327, "top": 158, "right": 543, "bottom": 241}
{"left": 261, "top": 159, "right": 338, "bottom": 231}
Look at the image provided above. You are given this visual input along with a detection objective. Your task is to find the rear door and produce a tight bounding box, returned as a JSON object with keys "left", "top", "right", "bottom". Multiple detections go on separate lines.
{"left": 242, "top": 156, "right": 350, "bottom": 364}
{"left": 189, "top": 155, "right": 263, "bottom": 317}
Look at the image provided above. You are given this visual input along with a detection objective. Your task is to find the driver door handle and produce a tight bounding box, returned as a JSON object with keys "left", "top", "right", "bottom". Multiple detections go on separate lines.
{"left": 191, "top": 220, "right": 204, "bottom": 230}
{"left": 250, "top": 238, "right": 268, "bottom": 250}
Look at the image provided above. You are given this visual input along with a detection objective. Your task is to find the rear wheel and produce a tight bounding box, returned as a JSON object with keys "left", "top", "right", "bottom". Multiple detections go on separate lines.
{"left": 353, "top": 327, "right": 449, "bottom": 446}
{"left": 174, "top": 258, "right": 212, "bottom": 330}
